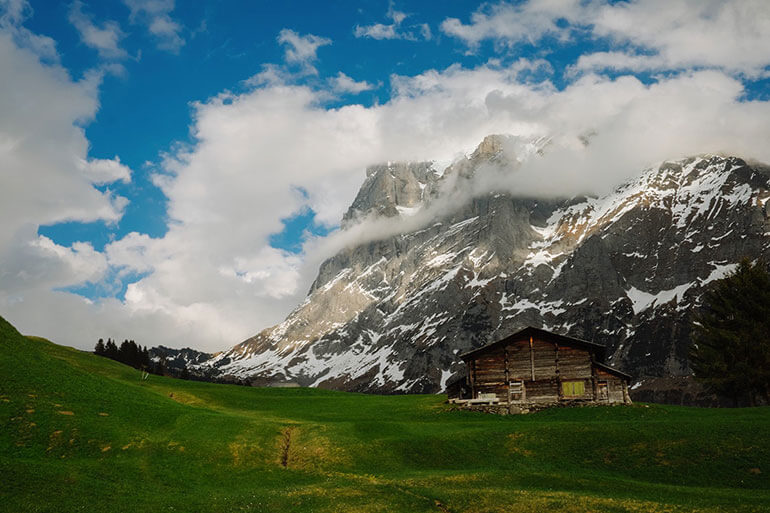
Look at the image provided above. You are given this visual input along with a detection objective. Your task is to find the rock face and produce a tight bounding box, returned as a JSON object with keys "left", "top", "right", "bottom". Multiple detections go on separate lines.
{"left": 342, "top": 161, "right": 438, "bottom": 223}
{"left": 149, "top": 346, "right": 212, "bottom": 375}
{"left": 199, "top": 135, "right": 770, "bottom": 394}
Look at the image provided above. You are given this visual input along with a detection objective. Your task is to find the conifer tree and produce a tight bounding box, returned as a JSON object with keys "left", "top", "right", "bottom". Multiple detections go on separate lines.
{"left": 105, "top": 339, "right": 118, "bottom": 359}
{"left": 94, "top": 338, "right": 106, "bottom": 355}
{"left": 690, "top": 259, "right": 770, "bottom": 406}
{"left": 141, "top": 346, "right": 151, "bottom": 369}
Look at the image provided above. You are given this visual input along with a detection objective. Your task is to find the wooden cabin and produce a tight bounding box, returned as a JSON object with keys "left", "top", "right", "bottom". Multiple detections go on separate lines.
{"left": 449, "top": 327, "right": 631, "bottom": 412}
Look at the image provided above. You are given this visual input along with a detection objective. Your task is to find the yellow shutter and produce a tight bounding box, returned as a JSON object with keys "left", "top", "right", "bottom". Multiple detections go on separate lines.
{"left": 562, "top": 380, "right": 585, "bottom": 397}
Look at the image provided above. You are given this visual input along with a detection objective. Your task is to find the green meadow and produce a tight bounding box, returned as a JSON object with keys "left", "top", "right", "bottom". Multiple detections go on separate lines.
{"left": 1, "top": 315, "right": 768, "bottom": 512}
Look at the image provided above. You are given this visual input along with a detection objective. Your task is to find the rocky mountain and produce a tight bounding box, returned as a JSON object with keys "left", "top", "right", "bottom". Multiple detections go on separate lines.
{"left": 195, "top": 135, "right": 770, "bottom": 394}
{"left": 149, "top": 346, "right": 213, "bottom": 374}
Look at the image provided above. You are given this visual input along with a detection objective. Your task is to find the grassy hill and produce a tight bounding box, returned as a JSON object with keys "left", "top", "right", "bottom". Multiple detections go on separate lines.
{"left": 1, "top": 315, "right": 769, "bottom": 512}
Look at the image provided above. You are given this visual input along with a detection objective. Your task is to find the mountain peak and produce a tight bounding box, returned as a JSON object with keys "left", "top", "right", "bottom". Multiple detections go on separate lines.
{"left": 342, "top": 161, "right": 438, "bottom": 223}
{"left": 471, "top": 134, "right": 508, "bottom": 160}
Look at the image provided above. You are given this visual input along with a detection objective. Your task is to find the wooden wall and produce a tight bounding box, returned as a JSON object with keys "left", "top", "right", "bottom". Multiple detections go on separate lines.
{"left": 596, "top": 367, "right": 629, "bottom": 403}
{"left": 556, "top": 346, "right": 592, "bottom": 379}
{"left": 471, "top": 346, "right": 506, "bottom": 399}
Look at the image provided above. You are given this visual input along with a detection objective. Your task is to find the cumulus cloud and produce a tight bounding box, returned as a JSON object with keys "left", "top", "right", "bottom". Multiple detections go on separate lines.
{"left": 442, "top": 0, "right": 770, "bottom": 77}
{"left": 123, "top": 0, "right": 184, "bottom": 52}
{"left": 330, "top": 72, "right": 374, "bottom": 94}
{"left": 590, "top": 0, "right": 770, "bottom": 78}
{"left": 567, "top": 51, "right": 665, "bottom": 77}
{"left": 475, "top": 70, "right": 770, "bottom": 197}
{"left": 77, "top": 155, "right": 132, "bottom": 184}
{"left": 0, "top": 29, "right": 128, "bottom": 250}
{"left": 0, "top": 12, "right": 134, "bottom": 342}
{"left": 277, "top": 28, "right": 331, "bottom": 75}
{"left": 1, "top": 231, "right": 108, "bottom": 294}
{"left": 354, "top": 2, "right": 431, "bottom": 41}
{"left": 0, "top": 0, "right": 57, "bottom": 60}
{"left": 68, "top": 1, "right": 126, "bottom": 59}
{"left": 440, "top": 0, "right": 579, "bottom": 49}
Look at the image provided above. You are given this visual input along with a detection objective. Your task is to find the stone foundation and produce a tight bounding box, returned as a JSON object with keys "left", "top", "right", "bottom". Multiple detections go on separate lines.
{"left": 450, "top": 400, "right": 629, "bottom": 415}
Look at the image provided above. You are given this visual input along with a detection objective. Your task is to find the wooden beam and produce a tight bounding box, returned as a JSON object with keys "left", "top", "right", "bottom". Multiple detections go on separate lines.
{"left": 623, "top": 379, "right": 632, "bottom": 404}
{"left": 555, "top": 342, "right": 563, "bottom": 400}
{"left": 471, "top": 360, "right": 477, "bottom": 399}
{"left": 504, "top": 346, "right": 511, "bottom": 406}
{"left": 529, "top": 336, "right": 535, "bottom": 381}
{"left": 554, "top": 342, "right": 559, "bottom": 376}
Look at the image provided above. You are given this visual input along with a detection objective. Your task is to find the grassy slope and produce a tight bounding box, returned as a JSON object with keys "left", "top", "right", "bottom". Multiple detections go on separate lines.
{"left": 1, "top": 315, "right": 769, "bottom": 513}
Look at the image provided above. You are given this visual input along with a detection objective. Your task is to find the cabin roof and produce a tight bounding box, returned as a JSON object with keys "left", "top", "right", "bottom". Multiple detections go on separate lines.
{"left": 459, "top": 326, "right": 607, "bottom": 361}
{"left": 593, "top": 361, "right": 632, "bottom": 380}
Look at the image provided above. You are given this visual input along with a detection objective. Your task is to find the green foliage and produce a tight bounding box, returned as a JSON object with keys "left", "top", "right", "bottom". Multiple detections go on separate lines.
{"left": 2, "top": 315, "right": 770, "bottom": 512}
{"left": 690, "top": 259, "right": 770, "bottom": 405}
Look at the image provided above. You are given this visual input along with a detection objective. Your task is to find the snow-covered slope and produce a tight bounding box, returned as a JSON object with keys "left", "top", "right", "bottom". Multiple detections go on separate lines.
{"left": 200, "top": 136, "right": 770, "bottom": 392}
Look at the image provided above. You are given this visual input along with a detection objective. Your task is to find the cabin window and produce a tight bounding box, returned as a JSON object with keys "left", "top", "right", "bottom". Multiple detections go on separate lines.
{"left": 598, "top": 381, "right": 609, "bottom": 400}
{"left": 562, "top": 380, "right": 585, "bottom": 397}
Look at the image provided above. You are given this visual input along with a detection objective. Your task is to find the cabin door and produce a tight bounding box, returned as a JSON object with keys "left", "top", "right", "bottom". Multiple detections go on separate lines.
{"left": 598, "top": 381, "right": 609, "bottom": 401}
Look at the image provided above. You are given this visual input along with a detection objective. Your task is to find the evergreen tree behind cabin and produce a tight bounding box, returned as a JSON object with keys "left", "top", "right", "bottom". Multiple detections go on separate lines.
{"left": 690, "top": 259, "right": 770, "bottom": 406}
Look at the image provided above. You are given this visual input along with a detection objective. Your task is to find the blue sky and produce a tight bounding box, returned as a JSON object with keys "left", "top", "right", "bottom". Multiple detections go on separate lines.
{"left": 32, "top": 1, "right": 502, "bottom": 255}
{"left": 30, "top": 0, "right": 770, "bottom": 256}
{"left": 2, "top": 0, "right": 770, "bottom": 351}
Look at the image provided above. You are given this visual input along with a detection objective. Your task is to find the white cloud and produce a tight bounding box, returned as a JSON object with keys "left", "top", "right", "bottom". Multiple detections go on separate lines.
{"left": 0, "top": 0, "right": 26, "bottom": 24}
{"left": 440, "top": 0, "right": 579, "bottom": 49}
{"left": 0, "top": 0, "right": 57, "bottom": 60}
{"left": 442, "top": 0, "right": 770, "bottom": 77}
{"left": 419, "top": 23, "right": 432, "bottom": 41}
{"left": 0, "top": 15, "right": 135, "bottom": 345}
{"left": 277, "top": 28, "right": 330, "bottom": 75}
{"left": 567, "top": 51, "right": 666, "bottom": 76}
{"left": 354, "top": 2, "right": 431, "bottom": 41}
{"left": 590, "top": 0, "right": 770, "bottom": 78}
{"left": 123, "top": 0, "right": 184, "bottom": 53}
{"left": 68, "top": 1, "right": 126, "bottom": 59}
{"left": 104, "top": 231, "right": 154, "bottom": 275}
{"left": 0, "top": 29, "right": 128, "bottom": 251}
{"left": 354, "top": 22, "right": 397, "bottom": 40}
{"left": 1, "top": 232, "right": 108, "bottom": 293}
{"left": 330, "top": 72, "right": 374, "bottom": 94}
{"left": 77, "top": 155, "right": 132, "bottom": 184}
{"left": 473, "top": 70, "right": 770, "bottom": 197}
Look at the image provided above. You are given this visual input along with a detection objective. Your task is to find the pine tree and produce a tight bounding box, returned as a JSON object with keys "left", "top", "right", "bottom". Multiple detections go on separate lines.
{"left": 94, "top": 338, "right": 106, "bottom": 355}
{"left": 690, "top": 259, "right": 770, "bottom": 406}
{"left": 105, "top": 339, "right": 118, "bottom": 359}
{"left": 141, "top": 346, "right": 151, "bottom": 369}
{"left": 118, "top": 339, "right": 130, "bottom": 366}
